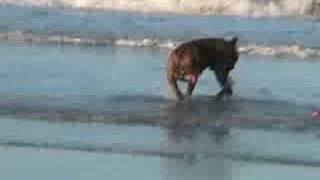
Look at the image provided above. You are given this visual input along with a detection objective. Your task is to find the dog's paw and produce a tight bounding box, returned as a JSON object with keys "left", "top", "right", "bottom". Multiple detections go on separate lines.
{"left": 214, "top": 90, "right": 225, "bottom": 100}
{"left": 214, "top": 89, "right": 233, "bottom": 101}
{"left": 214, "top": 94, "right": 223, "bottom": 101}
{"left": 177, "top": 94, "right": 185, "bottom": 101}
{"left": 224, "top": 88, "right": 233, "bottom": 96}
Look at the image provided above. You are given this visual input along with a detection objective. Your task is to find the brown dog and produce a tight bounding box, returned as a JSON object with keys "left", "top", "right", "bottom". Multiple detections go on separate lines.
{"left": 167, "top": 37, "right": 239, "bottom": 100}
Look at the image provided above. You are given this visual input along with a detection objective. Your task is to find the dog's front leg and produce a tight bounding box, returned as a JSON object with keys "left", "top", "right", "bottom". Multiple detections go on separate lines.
{"left": 186, "top": 76, "right": 198, "bottom": 96}
{"left": 186, "top": 82, "right": 196, "bottom": 96}
{"left": 168, "top": 78, "right": 184, "bottom": 100}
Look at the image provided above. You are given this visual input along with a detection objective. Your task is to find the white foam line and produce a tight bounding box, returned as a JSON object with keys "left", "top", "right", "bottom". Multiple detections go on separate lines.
{"left": 239, "top": 44, "right": 320, "bottom": 58}
{"left": 1, "top": 31, "right": 320, "bottom": 58}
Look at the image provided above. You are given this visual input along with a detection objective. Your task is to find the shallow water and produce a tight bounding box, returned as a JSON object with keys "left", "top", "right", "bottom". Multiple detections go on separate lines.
{"left": 0, "top": 41, "right": 319, "bottom": 132}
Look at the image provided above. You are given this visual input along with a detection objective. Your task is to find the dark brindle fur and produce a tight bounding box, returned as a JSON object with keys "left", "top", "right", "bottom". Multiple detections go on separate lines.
{"left": 167, "top": 37, "right": 239, "bottom": 100}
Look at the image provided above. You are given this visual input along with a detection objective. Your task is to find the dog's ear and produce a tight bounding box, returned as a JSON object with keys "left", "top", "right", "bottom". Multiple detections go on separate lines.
{"left": 230, "top": 37, "right": 238, "bottom": 46}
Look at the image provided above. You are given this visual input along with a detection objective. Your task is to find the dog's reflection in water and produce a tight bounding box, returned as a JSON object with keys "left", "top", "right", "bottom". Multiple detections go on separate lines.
{"left": 162, "top": 99, "right": 232, "bottom": 167}
{"left": 163, "top": 98, "right": 232, "bottom": 143}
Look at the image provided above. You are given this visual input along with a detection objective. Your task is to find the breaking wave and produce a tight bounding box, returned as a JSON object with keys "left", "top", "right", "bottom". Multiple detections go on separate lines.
{"left": 0, "top": 0, "right": 320, "bottom": 17}
{"left": 239, "top": 44, "right": 320, "bottom": 58}
{"left": 1, "top": 31, "right": 320, "bottom": 58}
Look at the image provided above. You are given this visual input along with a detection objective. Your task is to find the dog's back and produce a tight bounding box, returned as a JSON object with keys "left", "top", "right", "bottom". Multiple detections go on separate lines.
{"left": 170, "top": 37, "right": 238, "bottom": 72}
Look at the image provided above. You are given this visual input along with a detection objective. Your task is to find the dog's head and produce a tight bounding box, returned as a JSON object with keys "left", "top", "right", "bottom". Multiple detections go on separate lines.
{"left": 222, "top": 37, "right": 239, "bottom": 71}
{"left": 210, "top": 37, "right": 239, "bottom": 72}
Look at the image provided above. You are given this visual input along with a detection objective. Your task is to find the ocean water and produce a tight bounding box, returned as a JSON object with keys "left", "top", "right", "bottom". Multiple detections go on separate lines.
{"left": 1, "top": 4, "right": 320, "bottom": 58}
{"left": 1, "top": 2, "right": 320, "bottom": 179}
{"left": 0, "top": 41, "right": 319, "bottom": 128}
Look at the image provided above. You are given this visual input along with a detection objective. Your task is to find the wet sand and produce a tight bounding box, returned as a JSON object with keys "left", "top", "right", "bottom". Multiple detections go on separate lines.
{"left": 1, "top": 117, "right": 320, "bottom": 180}
{"left": 2, "top": 146, "right": 319, "bottom": 180}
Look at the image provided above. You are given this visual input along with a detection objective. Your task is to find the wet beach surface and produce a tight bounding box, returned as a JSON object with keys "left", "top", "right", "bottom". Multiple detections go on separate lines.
{"left": 1, "top": 117, "right": 320, "bottom": 180}
{"left": 0, "top": 41, "right": 320, "bottom": 179}
{"left": 0, "top": 41, "right": 319, "bottom": 130}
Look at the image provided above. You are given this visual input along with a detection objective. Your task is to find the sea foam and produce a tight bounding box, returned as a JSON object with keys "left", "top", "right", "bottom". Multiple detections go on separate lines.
{"left": 1, "top": 31, "right": 320, "bottom": 58}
